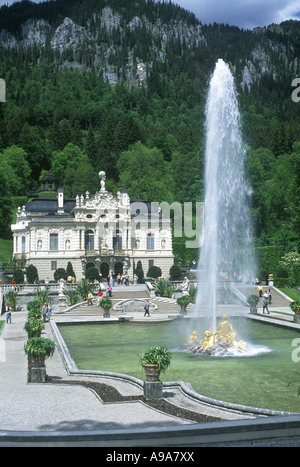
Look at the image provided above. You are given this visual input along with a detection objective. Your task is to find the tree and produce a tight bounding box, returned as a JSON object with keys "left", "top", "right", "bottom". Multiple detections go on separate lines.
{"left": 0, "top": 145, "right": 31, "bottom": 195}
{"left": 18, "top": 123, "right": 49, "bottom": 180}
{"left": 169, "top": 264, "right": 182, "bottom": 280}
{"left": 26, "top": 264, "right": 38, "bottom": 284}
{"left": 85, "top": 266, "right": 100, "bottom": 282}
{"left": 66, "top": 261, "right": 76, "bottom": 281}
{"left": 54, "top": 268, "right": 67, "bottom": 281}
{"left": 135, "top": 260, "right": 144, "bottom": 283}
{"left": 147, "top": 265, "right": 162, "bottom": 279}
{"left": 117, "top": 142, "right": 174, "bottom": 202}
{"left": 51, "top": 143, "right": 90, "bottom": 184}
{"left": 12, "top": 268, "right": 24, "bottom": 284}
{"left": 0, "top": 165, "right": 13, "bottom": 231}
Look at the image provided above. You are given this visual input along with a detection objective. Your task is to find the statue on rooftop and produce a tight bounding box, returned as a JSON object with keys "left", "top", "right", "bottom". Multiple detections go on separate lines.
{"left": 99, "top": 171, "right": 106, "bottom": 192}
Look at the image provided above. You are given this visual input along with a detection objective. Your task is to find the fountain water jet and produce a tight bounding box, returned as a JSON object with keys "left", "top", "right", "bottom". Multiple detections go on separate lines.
{"left": 195, "top": 59, "right": 256, "bottom": 338}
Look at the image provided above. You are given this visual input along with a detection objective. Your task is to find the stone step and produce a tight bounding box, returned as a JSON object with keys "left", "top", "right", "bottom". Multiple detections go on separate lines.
{"left": 235, "top": 285, "right": 291, "bottom": 308}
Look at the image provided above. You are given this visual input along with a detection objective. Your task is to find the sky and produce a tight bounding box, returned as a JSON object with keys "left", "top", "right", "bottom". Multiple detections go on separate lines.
{"left": 0, "top": 0, "right": 300, "bottom": 30}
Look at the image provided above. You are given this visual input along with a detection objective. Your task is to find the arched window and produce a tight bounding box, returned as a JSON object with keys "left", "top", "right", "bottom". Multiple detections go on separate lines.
{"left": 85, "top": 230, "right": 94, "bottom": 251}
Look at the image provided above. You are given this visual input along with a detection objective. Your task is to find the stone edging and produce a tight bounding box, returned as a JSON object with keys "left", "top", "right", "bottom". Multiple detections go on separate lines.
{"left": 50, "top": 320, "right": 298, "bottom": 418}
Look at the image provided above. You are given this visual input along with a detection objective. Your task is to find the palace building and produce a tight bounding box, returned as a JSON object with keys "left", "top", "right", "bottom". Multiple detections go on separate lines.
{"left": 11, "top": 171, "right": 174, "bottom": 281}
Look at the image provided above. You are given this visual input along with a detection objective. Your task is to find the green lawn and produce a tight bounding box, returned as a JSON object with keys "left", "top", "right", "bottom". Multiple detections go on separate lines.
{"left": 280, "top": 288, "right": 300, "bottom": 301}
{"left": 0, "top": 237, "right": 13, "bottom": 266}
{"left": 0, "top": 320, "right": 5, "bottom": 332}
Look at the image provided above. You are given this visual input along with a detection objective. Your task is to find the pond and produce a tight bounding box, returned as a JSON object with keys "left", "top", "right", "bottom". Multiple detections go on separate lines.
{"left": 58, "top": 318, "right": 300, "bottom": 413}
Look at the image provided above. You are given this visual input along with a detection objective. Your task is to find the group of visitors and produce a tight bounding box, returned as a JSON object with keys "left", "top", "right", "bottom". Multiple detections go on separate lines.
{"left": 99, "top": 271, "right": 131, "bottom": 287}
{"left": 42, "top": 302, "right": 52, "bottom": 322}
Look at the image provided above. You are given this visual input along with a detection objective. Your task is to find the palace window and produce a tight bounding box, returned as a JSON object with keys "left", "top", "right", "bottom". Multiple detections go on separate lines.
{"left": 21, "top": 236, "right": 26, "bottom": 253}
{"left": 113, "top": 229, "right": 122, "bottom": 251}
{"left": 50, "top": 233, "right": 58, "bottom": 251}
{"left": 147, "top": 232, "right": 155, "bottom": 250}
{"left": 85, "top": 230, "right": 94, "bottom": 251}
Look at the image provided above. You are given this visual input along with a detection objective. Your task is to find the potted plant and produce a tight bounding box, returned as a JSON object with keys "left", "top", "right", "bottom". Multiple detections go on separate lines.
{"left": 290, "top": 300, "right": 300, "bottom": 323}
{"left": 24, "top": 337, "right": 55, "bottom": 382}
{"left": 139, "top": 346, "right": 171, "bottom": 381}
{"left": 98, "top": 297, "right": 112, "bottom": 317}
{"left": 65, "top": 289, "right": 79, "bottom": 306}
{"left": 4, "top": 290, "right": 19, "bottom": 311}
{"left": 24, "top": 319, "right": 45, "bottom": 338}
{"left": 176, "top": 295, "right": 190, "bottom": 315}
{"left": 247, "top": 294, "right": 259, "bottom": 314}
{"left": 154, "top": 278, "right": 176, "bottom": 297}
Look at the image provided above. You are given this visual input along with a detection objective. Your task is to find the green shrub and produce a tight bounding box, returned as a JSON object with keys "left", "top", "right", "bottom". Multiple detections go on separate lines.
{"left": 154, "top": 278, "right": 176, "bottom": 297}
{"left": 4, "top": 290, "right": 19, "bottom": 307}
{"left": 169, "top": 264, "right": 182, "bottom": 280}
{"left": 12, "top": 268, "right": 24, "bottom": 284}
{"left": 139, "top": 346, "right": 172, "bottom": 374}
{"left": 66, "top": 261, "right": 76, "bottom": 281}
{"left": 24, "top": 337, "right": 55, "bottom": 359}
{"left": 65, "top": 289, "right": 79, "bottom": 306}
{"left": 26, "top": 264, "right": 38, "bottom": 284}
{"left": 98, "top": 297, "right": 112, "bottom": 309}
{"left": 54, "top": 268, "right": 67, "bottom": 281}
{"left": 135, "top": 261, "right": 144, "bottom": 283}
{"left": 147, "top": 265, "right": 162, "bottom": 279}
{"left": 76, "top": 280, "right": 93, "bottom": 301}
{"left": 24, "top": 319, "right": 45, "bottom": 338}
{"left": 85, "top": 266, "right": 100, "bottom": 282}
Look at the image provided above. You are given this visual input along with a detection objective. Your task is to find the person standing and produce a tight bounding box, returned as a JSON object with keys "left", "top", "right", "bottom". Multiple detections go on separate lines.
{"left": 112, "top": 271, "right": 116, "bottom": 287}
{"left": 42, "top": 303, "right": 48, "bottom": 322}
{"left": 47, "top": 302, "right": 52, "bottom": 321}
{"left": 267, "top": 288, "right": 272, "bottom": 304}
{"left": 97, "top": 289, "right": 103, "bottom": 304}
{"left": 6, "top": 305, "right": 11, "bottom": 324}
{"left": 87, "top": 291, "right": 93, "bottom": 306}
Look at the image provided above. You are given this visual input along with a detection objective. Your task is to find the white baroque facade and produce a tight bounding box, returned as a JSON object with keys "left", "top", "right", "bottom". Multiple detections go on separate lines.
{"left": 11, "top": 172, "right": 174, "bottom": 281}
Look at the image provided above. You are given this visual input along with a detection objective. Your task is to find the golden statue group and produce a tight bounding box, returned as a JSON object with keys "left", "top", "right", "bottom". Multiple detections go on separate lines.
{"left": 185, "top": 314, "right": 247, "bottom": 356}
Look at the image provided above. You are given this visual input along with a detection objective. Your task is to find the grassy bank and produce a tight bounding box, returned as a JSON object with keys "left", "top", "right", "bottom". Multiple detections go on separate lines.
{"left": 279, "top": 288, "right": 300, "bottom": 301}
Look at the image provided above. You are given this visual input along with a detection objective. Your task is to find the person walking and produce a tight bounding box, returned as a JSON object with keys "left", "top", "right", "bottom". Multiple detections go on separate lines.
{"left": 144, "top": 299, "right": 150, "bottom": 317}
{"left": 262, "top": 293, "right": 270, "bottom": 314}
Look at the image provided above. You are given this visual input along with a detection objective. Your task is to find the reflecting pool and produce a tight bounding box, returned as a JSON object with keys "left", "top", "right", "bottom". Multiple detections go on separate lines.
{"left": 58, "top": 318, "right": 300, "bottom": 413}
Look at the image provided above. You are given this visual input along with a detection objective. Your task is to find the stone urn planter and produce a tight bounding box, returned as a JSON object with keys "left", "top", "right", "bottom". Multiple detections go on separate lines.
{"left": 139, "top": 346, "right": 172, "bottom": 400}
{"left": 247, "top": 295, "right": 259, "bottom": 314}
{"left": 176, "top": 295, "right": 190, "bottom": 315}
{"left": 290, "top": 301, "right": 300, "bottom": 324}
{"left": 98, "top": 297, "right": 112, "bottom": 318}
{"left": 24, "top": 337, "right": 55, "bottom": 383}
{"left": 143, "top": 363, "right": 161, "bottom": 382}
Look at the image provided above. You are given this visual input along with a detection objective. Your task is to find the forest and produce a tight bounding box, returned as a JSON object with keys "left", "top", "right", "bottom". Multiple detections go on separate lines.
{"left": 0, "top": 0, "right": 299, "bottom": 273}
